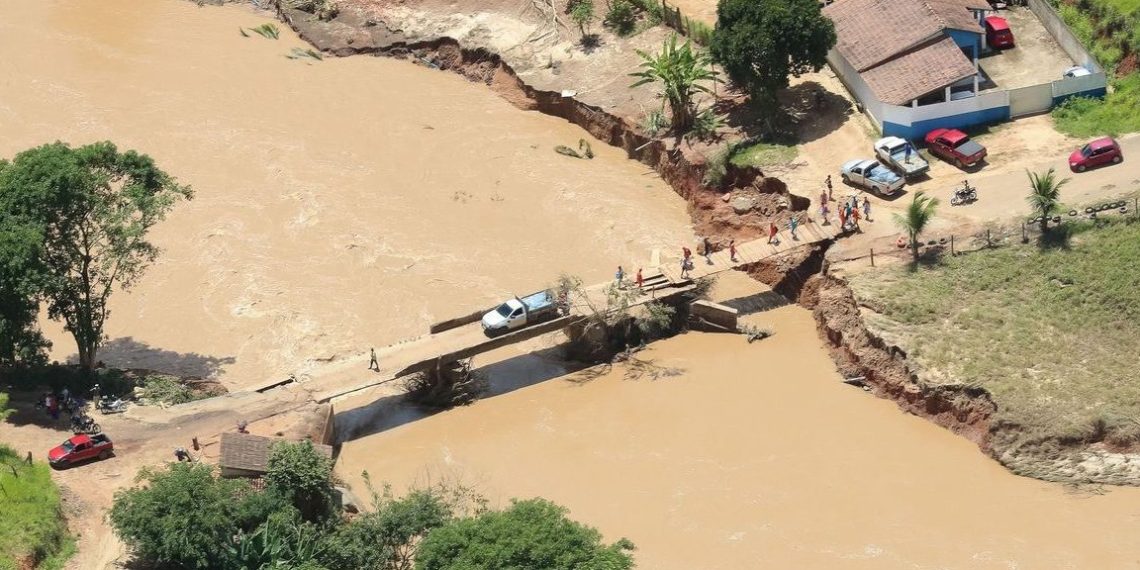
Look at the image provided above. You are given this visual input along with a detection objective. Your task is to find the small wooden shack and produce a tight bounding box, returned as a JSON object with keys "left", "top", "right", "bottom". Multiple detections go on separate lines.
{"left": 219, "top": 432, "right": 333, "bottom": 479}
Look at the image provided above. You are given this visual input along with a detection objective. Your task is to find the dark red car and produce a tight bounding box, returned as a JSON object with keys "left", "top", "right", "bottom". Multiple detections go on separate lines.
{"left": 985, "top": 16, "right": 1014, "bottom": 49}
{"left": 1069, "top": 137, "right": 1123, "bottom": 172}
{"left": 924, "top": 128, "right": 987, "bottom": 168}
{"left": 48, "top": 433, "right": 113, "bottom": 468}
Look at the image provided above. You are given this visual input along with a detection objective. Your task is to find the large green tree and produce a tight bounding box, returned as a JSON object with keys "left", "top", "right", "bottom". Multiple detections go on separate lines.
{"left": 0, "top": 141, "right": 191, "bottom": 370}
{"left": 415, "top": 498, "right": 635, "bottom": 570}
{"left": 0, "top": 217, "right": 50, "bottom": 366}
{"left": 710, "top": 0, "right": 836, "bottom": 117}
{"left": 319, "top": 487, "right": 453, "bottom": 570}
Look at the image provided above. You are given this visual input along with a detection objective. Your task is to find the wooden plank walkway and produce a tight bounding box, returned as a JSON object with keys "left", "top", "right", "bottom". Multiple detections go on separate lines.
{"left": 659, "top": 220, "right": 841, "bottom": 283}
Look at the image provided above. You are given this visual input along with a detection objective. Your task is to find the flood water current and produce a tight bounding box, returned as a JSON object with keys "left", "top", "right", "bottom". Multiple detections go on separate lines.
{"left": 5, "top": 1, "right": 1140, "bottom": 569}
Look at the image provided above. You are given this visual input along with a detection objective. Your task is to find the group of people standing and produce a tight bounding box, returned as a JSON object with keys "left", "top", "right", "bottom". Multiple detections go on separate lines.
{"left": 820, "top": 175, "right": 872, "bottom": 232}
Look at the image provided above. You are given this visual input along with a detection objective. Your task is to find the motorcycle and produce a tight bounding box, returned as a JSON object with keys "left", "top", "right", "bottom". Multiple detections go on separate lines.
{"left": 70, "top": 414, "right": 101, "bottom": 435}
{"left": 950, "top": 180, "right": 978, "bottom": 206}
{"left": 98, "top": 396, "right": 129, "bottom": 415}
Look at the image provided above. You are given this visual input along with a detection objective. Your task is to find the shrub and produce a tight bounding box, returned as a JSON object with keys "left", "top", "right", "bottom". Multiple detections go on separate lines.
{"left": 415, "top": 498, "right": 635, "bottom": 570}
{"left": 604, "top": 0, "right": 637, "bottom": 36}
{"left": 265, "top": 440, "right": 337, "bottom": 523}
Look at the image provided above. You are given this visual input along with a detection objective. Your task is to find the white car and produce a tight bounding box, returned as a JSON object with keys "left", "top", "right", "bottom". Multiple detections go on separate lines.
{"left": 840, "top": 159, "right": 904, "bottom": 195}
{"left": 1063, "top": 66, "right": 1091, "bottom": 78}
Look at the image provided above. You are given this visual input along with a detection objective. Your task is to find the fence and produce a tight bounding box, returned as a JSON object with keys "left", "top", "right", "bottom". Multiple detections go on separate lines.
{"left": 843, "top": 197, "right": 1140, "bottom": 267}
{"left": 1008, "top": 83, "right": 1054, "bottom": 117}
{"left": 878, "top": 90, "right": 1009, "bottom": 139}
{"left": 826, "top": 49, "right": 884, "bottom": 129}
{"left": 1027, "top": 0, "right": 1101, "bottom": 72}
{"left": 628, "top": 0, "right": 714, "bottom": 45}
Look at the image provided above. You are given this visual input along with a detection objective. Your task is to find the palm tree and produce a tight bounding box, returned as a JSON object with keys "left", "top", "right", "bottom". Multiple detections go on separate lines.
{"left": 1026, "top": 167, "right": 1070, "bottom": 233}
{"left": 893, "top": 191, "right": 939, "bottom": 263}
{"left": 629, "top": 34, "right": 719, "bottom": 133}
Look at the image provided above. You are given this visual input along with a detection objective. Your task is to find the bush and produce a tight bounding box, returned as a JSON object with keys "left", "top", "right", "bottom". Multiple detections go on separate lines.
{"left": 604, "top": 0, "right": 637, "bottom": 36}
{"left": 266, "top": 440, "right": 337, "bottom": 523}
{"left": 138, "top": 374, "right": 197, "bottom": 405}
{"left": 109, "top": 463, "right": 256, "bottom": 569}
{"left": 416, "top": 498, "right": 634, "bottom": 570}
{"left": 0, "top": 446, "right": 72, "bottom": 569}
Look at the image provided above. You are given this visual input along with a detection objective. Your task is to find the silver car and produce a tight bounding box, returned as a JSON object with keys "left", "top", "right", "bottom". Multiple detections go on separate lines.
{"left": 840, "top": 159, "right": 904, "bottom": 195}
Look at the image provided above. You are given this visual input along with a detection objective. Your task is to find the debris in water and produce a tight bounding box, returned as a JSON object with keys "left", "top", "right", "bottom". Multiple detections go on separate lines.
{"left": 248, "top": 23, "right": 280, "bottom": 39}
{"left": 239, "top": 27, "right": 250, "bottom": 37}
{"left": 554, "top": 138, "right": 594, "bottom": 159}
{"left": 740, "top": 324, "right": 773, "bottom": 343}
{"left": 286, "top": 47, "right": 324, "bottom": 61}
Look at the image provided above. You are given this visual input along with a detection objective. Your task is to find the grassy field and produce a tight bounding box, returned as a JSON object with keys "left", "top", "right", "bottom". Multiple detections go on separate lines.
{"left": 728, "top": 141, "right": 798, "bottom": 168}
{"left": 0, "top": 445, "right": 74, "bottom": 570}
{"left": 1054, "top": 74, "right": 1140, "bottom": 137}
{"left": 851, "top": 218, "right": 1140, "bottom": 451}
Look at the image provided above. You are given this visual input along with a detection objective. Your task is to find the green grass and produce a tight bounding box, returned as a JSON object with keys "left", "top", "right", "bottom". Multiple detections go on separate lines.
{"left": 728, "top": 141, "right": 798, "bottom": 168}
{"left": 1102, "top": 0, "right": 1140, "bottom": 13}
{"left": 1053, "top": 74, "right": 1140, "bottom": 137}
{"left": 0, "top": 445, "right": 72, "bottom": 569}
{"left": 851, "top": 218, "right": 1140, "bottom": 451}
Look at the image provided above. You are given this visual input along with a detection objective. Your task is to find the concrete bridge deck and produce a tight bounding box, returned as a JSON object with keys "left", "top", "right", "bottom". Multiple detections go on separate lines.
{"left": 271, "top": 220, "right": 840, "bottom": 403}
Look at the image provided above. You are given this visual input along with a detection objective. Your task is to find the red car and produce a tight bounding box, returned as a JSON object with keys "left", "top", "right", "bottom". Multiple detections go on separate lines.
{"left": 924, "top": 128, "right": 987, "bottom": 168}
{"left": 1069, "top": 137, "right": 1123, "bottom": 172}
{"left": 985, "top": 16, "right": 1014, "bottom": 49}
{"left": 48, "top": 433, "right": 113, "bottom": 468}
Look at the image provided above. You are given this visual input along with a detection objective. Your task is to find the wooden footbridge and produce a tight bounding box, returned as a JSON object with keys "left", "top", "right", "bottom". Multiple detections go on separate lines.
{"left": 281, "top": 220, "right": 841, "bottom": 403}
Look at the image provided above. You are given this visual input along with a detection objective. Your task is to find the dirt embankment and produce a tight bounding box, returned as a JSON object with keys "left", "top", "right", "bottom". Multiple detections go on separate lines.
{"left": 271, "top": 2, "right": 806, "bottom": 243}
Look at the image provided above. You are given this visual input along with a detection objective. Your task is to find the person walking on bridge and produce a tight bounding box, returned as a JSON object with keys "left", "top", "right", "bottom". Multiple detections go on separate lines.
{"left": 635, "top": 268, "right": 644, "bottom": 289}
{"left": 615, "top": 265, "right": 625, "bottom": 288}
{"left": 789, "top": 216, "right": 799, "bottom": 241}
{"left": 702, "top": 237, "right": 714, "bottom": 264}
{"left": 729, "top": 239, "right": 738, "bottom": 262}
{"left": 826, "top": 175, "right": 834, "bottom": 201}
{"left": 368, "top": 347, "right": 379, "bottom": 371}
{"left": 768, "top": 222, "right": 779, "bottom": 245}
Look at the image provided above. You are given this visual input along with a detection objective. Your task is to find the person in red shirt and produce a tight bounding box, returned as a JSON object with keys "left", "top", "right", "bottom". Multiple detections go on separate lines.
{"left": 768, "top": 223, "right": 779, "bottom": 244}
{"left": 635, "top": 267, "right": 644, "bottom": 289}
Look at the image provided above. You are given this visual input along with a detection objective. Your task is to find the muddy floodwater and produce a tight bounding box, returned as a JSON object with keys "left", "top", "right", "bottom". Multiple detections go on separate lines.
{"left": 0, "top": 0, "right": 692, "bottom": 387}
{"left": 341, "top": 281, "right": 1140, "bottom": 569}
{"left": 8, "top": 1, "right": 1140, "bottom": 569}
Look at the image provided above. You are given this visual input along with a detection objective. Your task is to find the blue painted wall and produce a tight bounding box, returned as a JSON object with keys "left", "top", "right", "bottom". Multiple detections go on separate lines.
{"left": 882, "top": 105, "right": 1011, "bottom": 140}
{"left": 1053, "top": 87, "right": 1108, "bottom": 106}
{"left": 947, "top": 28, "right": 982, "bottom": 56}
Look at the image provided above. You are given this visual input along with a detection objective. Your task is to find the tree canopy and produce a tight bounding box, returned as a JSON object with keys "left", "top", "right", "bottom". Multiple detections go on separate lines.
{"left": 415, "top": 498, "right": 635, "bottom": 570}
{"left": 266, "top": 440, "right": 337, "bottom": 522}
{"left": 709, "top": 0, "right": 835, "bottom": 113}
{"left": 630, "top": 35, "right": 719, "bottom": 135}
{"left": 109, "top": 462, "right": 257, "bottom": 569}
{"left": 0, "top": 141, "right": 191, "bottom": 370}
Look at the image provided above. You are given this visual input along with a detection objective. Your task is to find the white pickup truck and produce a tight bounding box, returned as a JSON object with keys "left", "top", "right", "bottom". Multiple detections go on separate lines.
{"left": 481, "top": 290, "right": 561, "bottom": 336}
{"left": 874, "top": 136, "right": 929, "bottom": 178}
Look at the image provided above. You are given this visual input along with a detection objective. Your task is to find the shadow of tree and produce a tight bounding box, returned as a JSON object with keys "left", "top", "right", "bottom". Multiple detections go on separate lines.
{"left": 75, "top": 337, "right": 236, "bottom": 380}
{"left": 718, "top": 80, "right": 854, "bottom": 145}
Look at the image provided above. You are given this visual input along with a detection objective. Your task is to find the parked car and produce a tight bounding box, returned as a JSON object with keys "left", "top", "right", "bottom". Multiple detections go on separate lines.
{"left": 481, "top": 289, "right": 561, "bottom": 336}
{"left": 873, "top": 136, "right": 929, "bottom": 178}
{"left": 1069, "top": 137, "right": 1123, "bottom": 172}
{"left": 48, "top": 433, "right": 113, "bottom": 468}
{"left": 924, "top": 128, "right": 987, "bottom": 169}
{"left": 1063, "top": 66, "right": 1091, "bottom": 79}
{"left": 840, "top": 159, "right": 904, "bottom": 196}
{"left": 985, "top": 16, "right": 1014, "bottom": 49}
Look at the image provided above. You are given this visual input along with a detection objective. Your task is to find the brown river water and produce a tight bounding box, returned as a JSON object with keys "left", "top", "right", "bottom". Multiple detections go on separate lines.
{"left": 5, "top": 1, "right": 1140, "bottom": 569}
